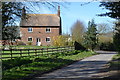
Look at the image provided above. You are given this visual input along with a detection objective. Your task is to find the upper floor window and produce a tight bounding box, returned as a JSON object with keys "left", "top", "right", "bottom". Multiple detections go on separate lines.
{"left": 46, "top": 37, "right": 51, "bottom": 42}
{"left": 46, "top": 28, "right": 51, "bottom": 33}
{"left": 28, "top": 37, "right": 32, "bottom": 41}
{"left": 28, "top": 27, "right": 33, "bottom": 32}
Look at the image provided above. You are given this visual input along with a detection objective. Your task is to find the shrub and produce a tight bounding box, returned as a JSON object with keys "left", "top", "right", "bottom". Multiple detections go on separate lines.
{"left": 17, "top": 41, "right": 26, "bottom": 45}
{"left": 27, "top": 41, "right": 32, "bottom": 45}
{"left": 68, "top": 41, "right": 74, "bottom": 46}
{"left": 74, "top": 41, "right": 86, "bottom": 51}
{"left": 99, "top": 42, "right": 115, "bottom": 51}
{"left": 114, "top": 33, "right": 120, "bottom": 53}
{"left": 52, "top": 35, "right": 70, "bottom": 47}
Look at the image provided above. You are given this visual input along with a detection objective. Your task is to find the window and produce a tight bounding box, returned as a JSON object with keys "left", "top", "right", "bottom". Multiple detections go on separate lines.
{"left": 46, "top": 28, "right": 51, "bottom": 33}
{"left": 46, "top": 37, "right": 51, "bottom": 42}
{"left": 28, "top": 37, "right": 32, "bottom": 41}
{"left": 28, "top": 27, "right": 33, "bottom": 32}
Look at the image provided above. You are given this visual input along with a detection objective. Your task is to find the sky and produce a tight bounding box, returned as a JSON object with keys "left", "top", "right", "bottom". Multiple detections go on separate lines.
{"left": 26, "top": 2, "right": 116, "bottom": 34}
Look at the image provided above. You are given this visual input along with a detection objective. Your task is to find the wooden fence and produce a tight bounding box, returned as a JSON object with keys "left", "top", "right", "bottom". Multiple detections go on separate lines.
{"left": 0, "top": 47, "right": 74, "bottom": 60}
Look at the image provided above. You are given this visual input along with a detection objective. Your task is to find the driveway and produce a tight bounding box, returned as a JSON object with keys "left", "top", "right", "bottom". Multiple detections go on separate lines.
{"left": 32, "top": 51, "right": 117, "bottom": 80}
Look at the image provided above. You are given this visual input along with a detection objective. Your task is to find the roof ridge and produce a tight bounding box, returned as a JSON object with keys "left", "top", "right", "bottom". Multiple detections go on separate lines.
{"left": 27, "top": 14, "right": 57, "bottom": 16}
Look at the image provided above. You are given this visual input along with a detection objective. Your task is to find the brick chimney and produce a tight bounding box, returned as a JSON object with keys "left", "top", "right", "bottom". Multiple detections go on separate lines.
{"left": 57, "top": 6, "right": 60, "bottom": 17}
{"left": 20, "top": 6, "right": 26, "bottom": 26}
{"left": 22, "top": 6, "right": 26, "bottom": 19}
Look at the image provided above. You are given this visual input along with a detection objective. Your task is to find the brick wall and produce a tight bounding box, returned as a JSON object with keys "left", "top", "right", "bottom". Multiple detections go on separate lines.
{"left": 20, "top": 27, "right": 60, "bottom": 46}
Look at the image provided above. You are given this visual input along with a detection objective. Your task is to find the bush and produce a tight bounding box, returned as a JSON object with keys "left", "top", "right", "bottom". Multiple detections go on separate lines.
{"left": 52, "top": 35, "right": 70, "bottom": 47}
{"left": 114, "top": 32, "right": 120, "bottom": 53}
{"left": 68, "top": 41, "right": 74, "bottom": 46}
{"left": 17, "top": 41, "right": 26, "bottom": 45}
{"left": 27, "top": 41, "right": 32, "bottom": 45}
{"left": 113, "top": 21, "right": 120, "bottom": 53}
{"left": 74, "top": 41, "right": 86, "bottom": 51}
{"left": 99, "top": 42, "right": 116, "bottom": 51}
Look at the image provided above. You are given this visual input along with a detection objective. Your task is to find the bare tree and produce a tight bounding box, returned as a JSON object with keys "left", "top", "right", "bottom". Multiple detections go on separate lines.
{"left": 71, "top": 20, "right": 85, "bottom": 44}
{"left": 97, "top": 23, "right": 113, "bottom": 44}
{"left": 97, "top": 23, "right": 112, "bottom": 34}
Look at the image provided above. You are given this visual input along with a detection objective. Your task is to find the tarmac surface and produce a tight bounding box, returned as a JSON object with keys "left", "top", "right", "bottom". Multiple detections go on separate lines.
{"left": 32, "top": 51, "right": 117, "bottom": 80}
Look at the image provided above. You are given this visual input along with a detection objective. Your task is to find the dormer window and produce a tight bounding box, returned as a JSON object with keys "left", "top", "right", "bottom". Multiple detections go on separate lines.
{"left": 28, "top": 27, "right": 33, "bottom": 32}
{"left": 46, "top": 28, "right": 51, "bottom": 33}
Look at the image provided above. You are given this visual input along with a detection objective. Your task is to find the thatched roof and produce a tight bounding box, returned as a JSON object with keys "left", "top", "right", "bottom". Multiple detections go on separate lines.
{"left": 20, "top": 14, "right": 60, "bottom": 27}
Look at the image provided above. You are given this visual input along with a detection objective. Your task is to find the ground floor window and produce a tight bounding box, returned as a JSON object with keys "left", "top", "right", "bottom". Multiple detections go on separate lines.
{"left": 28, "top": 37, "right": 32, "bottom": 41}
{"left": 46, "top": 37, "right": 51, "bottom": 42}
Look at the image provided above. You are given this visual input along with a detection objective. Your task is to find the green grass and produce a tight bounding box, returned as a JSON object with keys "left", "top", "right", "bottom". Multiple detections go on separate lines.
{"left": 109, "top": 53, "right": 120, "bottom": 69}
{"left": 1, "top": 45, "right": 55, "bottom": 49}
{"left": 112, "top": 53, "right": 120, "bottom": 60}
{"left": 59, "top": 51, "right": 96, "bottom": 60}
{"left": 2, "top": 47, "right": 72, "bottom": 60}
{"left": 2, "top": 50, "right": 97, "bottom": 80}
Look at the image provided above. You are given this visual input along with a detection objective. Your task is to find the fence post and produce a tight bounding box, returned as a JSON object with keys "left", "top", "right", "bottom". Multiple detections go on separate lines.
{"left": 57, "top": 47, "right": 58, "bottom": 53}
{"left": 52, "top": 48, "right": 53, "bottom": 54}
{"left": 61, "top": 47, "right": 62, "bottom": 53}
{"left": 67, "top": 46, "right": 70, "bottom": 53}
{"left": 68, "top": 46, "right": 70, "bottom": 52}
{"left": 20, "top": 49, "right": 22, "bottom": 57}
{"left": 47, "top": 48, "right": 49, "bottom": 56}
{"left": 60, "top": 47, "right": 62, "bottom": 53}
{"left": 10, "top": 49, "right": 12, "bottom": 59}
{"left": 2, "top": 49, "right": 4, "bottom": 54}
{"left": 35, "top": 49, "right": 37, "bottom": 56}
{"left": 28, "top": 49, "right": 30, "bottom": 56}
{"left": 42, "top": 48, "right": 43, "bottom": 56}
{"left": 64, "top": 47, "right": 66, "bottom": 53}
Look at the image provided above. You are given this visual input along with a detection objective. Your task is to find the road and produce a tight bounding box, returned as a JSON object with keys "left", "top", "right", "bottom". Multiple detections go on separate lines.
{"left": 32, "top": 51, "right": 117, "bottom": 80}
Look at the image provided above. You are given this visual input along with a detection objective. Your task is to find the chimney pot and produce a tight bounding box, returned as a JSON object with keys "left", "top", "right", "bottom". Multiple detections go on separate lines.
{"left": 57, "top": 6, "right": 60, "bottom": 17}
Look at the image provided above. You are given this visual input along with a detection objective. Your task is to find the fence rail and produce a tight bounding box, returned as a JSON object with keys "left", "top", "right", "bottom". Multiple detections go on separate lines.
{"left": 0, "top": 47, "right": 74, "bottom": 60}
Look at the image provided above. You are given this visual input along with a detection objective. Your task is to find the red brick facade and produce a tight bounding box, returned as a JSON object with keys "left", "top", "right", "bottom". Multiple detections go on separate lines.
{"left": 20, "top": 27, "right": 60, "bottom": 46}
{"left": 20, "top": 6, "right": 61, "bottom": 46}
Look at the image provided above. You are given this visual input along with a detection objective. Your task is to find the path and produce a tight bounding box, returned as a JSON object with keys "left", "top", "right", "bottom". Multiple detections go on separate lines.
{"left": 32, "top": 51, "right": 117, "bottom": 80}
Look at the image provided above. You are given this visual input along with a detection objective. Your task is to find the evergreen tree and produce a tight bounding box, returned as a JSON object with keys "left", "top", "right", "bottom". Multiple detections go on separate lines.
{"left": 98, "top": 2, "right": 120, "bottom": 19}
{"left": 2, "top": 2, "right": 23, "bottom": 40}
{"left": 99, "top": 2, "right": 120, "bottom": 53}
{"left": 113, "top": 20, "right": 120, "bottom": 52}
{"left": 84, "top": 19, "right": 98, "bottom": 50}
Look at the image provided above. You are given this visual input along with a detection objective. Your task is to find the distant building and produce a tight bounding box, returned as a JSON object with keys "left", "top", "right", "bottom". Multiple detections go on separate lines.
{"left": 20, "top": 6, "right": 62, "bottom": 46}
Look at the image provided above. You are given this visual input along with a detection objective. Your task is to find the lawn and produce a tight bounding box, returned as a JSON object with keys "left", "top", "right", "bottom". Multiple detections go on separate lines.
{"left": 1, "top": 45, "right": 55, "bottom": 49}
{"left": 2, "top": 50, "right": 97, "bottom": 80}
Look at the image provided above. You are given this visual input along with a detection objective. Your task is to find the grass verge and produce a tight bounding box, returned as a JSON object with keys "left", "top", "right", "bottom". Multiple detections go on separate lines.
{"left": 2, "top": 50, "right": 97, "bottom": 80}
{"left": 101, "top": 53, "right": 120, "bottom": 79}
{"left": 109, "top": 53, "right": 120, "bottom": 70}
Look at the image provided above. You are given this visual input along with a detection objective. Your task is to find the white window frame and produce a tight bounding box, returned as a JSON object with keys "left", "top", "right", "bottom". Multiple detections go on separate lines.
{"left": 46, "top": 28, "right": 51, "bottom": 33}
{"left": 46, "top": 37, "right": 51, "bottom": 42}
{"left": 28, "top": 37, "right": 33, "bottom": 42}
{"left": 28, "top": 27, "right": 33, "bottom": 32}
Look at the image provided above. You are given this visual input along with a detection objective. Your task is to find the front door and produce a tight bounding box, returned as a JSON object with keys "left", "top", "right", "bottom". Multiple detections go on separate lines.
{"left": 36, "top": 38, "right": 41, "bottom": 46}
